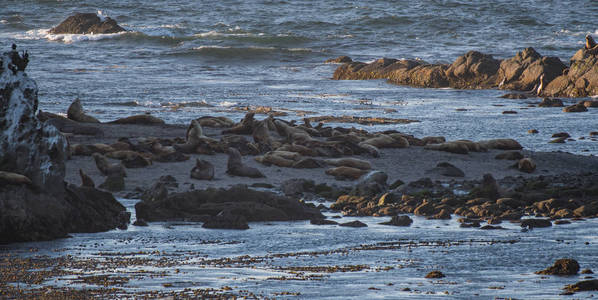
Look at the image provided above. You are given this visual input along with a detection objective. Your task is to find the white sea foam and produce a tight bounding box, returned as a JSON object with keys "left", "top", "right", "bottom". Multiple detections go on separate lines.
{"left": 219, "top": 101, "right": 238, "bottom": 107}
{"left": 19, "top": 28, "right": 126, "bottom": 43}
{"left": 96, "top": 10, "right": 108, "bottom": 22}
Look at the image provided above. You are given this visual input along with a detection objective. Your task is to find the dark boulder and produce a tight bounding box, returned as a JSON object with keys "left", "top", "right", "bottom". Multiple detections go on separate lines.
{"left": 310, "top": 218, "right": 339, "bottom": 225}
{"left": 521, "top": 218, "right": 552, "bottom": 229}
{"left": 339, "top": 220, "right": 368, "bottom": 228}
{"left": 538, "top": 97, "right": 564, "bottom": 107}
{"left": 49, "top": 13, "right": 126, "bottom": 34}
{"left": 380, "top": 215, "right": 413, "bottom": 226}
{"left": 202, "top": 210, "right": 249, "bottom": 230}
{"left": 135, "top": 184, "right": 323, "bottom": 223}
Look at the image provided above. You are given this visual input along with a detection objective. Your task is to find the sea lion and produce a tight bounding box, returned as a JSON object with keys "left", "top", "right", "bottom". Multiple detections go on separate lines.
{"left": 360, "top": 134, "right": 408, "bottom": 149}
{"left": 0, "top": 171, "right": 32, "bottom": 186}
{"left": 276, "top": 143, "right": 317, "bottom": 156}
{"left": 517, "top": 158, "right": 536, "bottom": 173}
{"left": 358, "top": 143, "right": 380, "bottom": 157}
{"left": 108, "top": 114, "right": 165, "bottom": 125}
{"left": 222, "top": 112, "right": 256, "bottom": 135}
{"left": 226, "top": 147, "right": 265, "bottom": 178}
{"left": 325, "top": 166, "right": 369, "bottom": 180}
{"left": 191, "top": 159, "right": 214, "bottom": 180}
{"left": 255, "top": 151, "right": 297, "bottom": 167}
{"left": 79, "top": 169, "right": 95, "bottom": 187}
{"left": 324, "top": 158, "right": 371, "bottom": 170}
{"left": 175, "top": 119, "right": 217, "bottom": 153}
{"left": 252, "top": 120, "right": 273, "bottom": 152}
{"left": 92, "top": 153, "right": 126, "bottom": 177}
{"left": 67, "top": 98, "right": 100, "bottom": 123}
{"left": 586, "top": 35, "right": 597, "bottom": 50}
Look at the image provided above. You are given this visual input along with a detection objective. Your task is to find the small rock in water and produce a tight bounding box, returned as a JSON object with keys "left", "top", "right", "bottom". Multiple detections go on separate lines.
{"left": 536, "top": 258, "right": 580, "bottom": 275}
{"left": 380, "top": 215, "right": 413, "bottom": 227}
{"left": 339, "top": 220, "right": 368, "bottom": 228}
{"left": 425, "top": 271, "right": 445, "bottom": 278}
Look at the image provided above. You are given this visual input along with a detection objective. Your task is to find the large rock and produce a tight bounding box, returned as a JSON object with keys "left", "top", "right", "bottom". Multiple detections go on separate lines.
{"left": 135, "top": 184, "right": 323, "bottom": 223}
{"left": 0, "top": 46, "right": 128, "bottom": 243}
{"left": 497, "top": 48, "right": 566, "bottom": 92}
{"left": 543, "top": 47, "right": 598, "bottom": 97}
{"left": 49, "top": 13, "right": 126, "bottom": 34}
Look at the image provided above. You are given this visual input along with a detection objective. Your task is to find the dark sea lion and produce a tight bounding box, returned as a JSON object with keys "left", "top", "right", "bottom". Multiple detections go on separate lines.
{"left": 79, "top": 169, "right": 95, "bottom": 187}
{"left": 108, "top": 114, "right": 165, "bottom": 125}
{"left": 191, "top": 159, "right": 215, "bottom": 180}
{"left": 222, "top": 112, "right": 256, "bottom": 135}
{"left": 67, "top": 98, "right": 100, "bottom": 123}
{"left": 92, "top": 153, "right": 126, "bottom": 177}
{"left": 226, "top": 147, "right": 265, "bottom": 178}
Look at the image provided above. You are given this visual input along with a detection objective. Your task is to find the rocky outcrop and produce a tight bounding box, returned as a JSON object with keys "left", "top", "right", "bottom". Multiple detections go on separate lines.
{"left": 332, "top": 48, "right": 576, "bottom": 96}
{"left": 543, "top": 47, "right": 598, "bottom": 97}
{"left": 49, "top": 13, "right": 126, "bottom": 34}
{"left": 341, "top": 36, "right": 598, "bottom": 97}
{"left": 0, "top": 46, "right": 128, "bottom": 244}
{"left": 135, "top": 184, "right": 323, "bottom": 224}
{"left": 496, "top": 47, "right": 566, "bottom": 92}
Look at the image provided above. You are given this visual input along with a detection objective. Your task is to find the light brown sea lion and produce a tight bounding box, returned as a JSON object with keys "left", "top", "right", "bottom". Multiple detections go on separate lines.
{"left": 191, "top": 159, "right": 214, "bottom": 180}
{"left": 360, "top": 134, "right": 408, "bottom": 149}
{"left": 0, "top": 171, "right": 32, "bottom": 185}
{"left": 276, "top": 143, "right": 317, "bottom": 156}
{"left": 108, "top": 114, "right": 165, "bottom": 125}
{"left": 358, "top": 143, "right": 380, "bottom": 157}
{"left": 325, "top": 166, "right": 369, "bottom": 180}
{"left": 92, "top": 153, "right": 126, "bottom": 177}
{"left": 79, "top": 169, "right": 95, "bottom": 187}
{"left": 67, "top": 98, "right": 100, "bottom": 123}
{"left": 226, "top": 147, "right": 265, "bottom": 178}
{"left": 586, "top": 35, "right": 597, "bottom": 50}
{"left": 421, "top": 136, "right": 446, "bottom": 145}
{"left": 324, "top": 158, "right": 371, "bottom": 170}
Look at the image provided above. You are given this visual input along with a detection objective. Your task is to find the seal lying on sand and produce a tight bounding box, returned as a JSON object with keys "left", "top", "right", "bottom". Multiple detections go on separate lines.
{"left": 226, "top": 147, "right": 264, "bottom": 178}
{"left": 0, "top": 171, "right": 32, "bottom": 185}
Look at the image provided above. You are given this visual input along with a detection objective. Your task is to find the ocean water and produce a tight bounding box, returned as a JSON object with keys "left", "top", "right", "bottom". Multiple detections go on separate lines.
{"left": 2, "top": 2, "right": 598, "bottom": 298}
{"left": 1, "top": 0, "right": 598, "bottom": 154}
